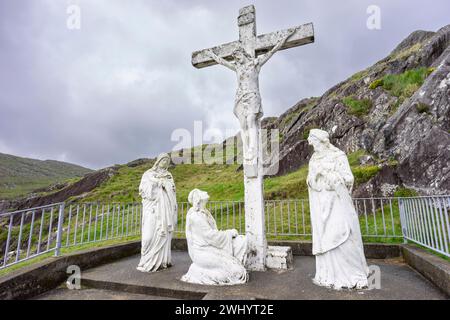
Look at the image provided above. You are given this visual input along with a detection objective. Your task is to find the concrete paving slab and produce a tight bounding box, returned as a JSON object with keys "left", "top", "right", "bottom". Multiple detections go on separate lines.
{"left": 34, "top": 286, "right": 178, "bottom": 300}
{"left": 36, "top": 251, "right": 447, "bottom": 300}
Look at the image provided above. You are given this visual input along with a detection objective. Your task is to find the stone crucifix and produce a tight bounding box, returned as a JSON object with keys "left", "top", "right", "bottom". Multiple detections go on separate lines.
{"left": 192, "top": 5, "right": 314, "bottom": 271}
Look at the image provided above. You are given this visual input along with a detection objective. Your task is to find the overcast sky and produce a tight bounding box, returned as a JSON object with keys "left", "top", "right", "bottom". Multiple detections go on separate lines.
{"left": 0, "top": 0, "right": 449, "bottom": 169}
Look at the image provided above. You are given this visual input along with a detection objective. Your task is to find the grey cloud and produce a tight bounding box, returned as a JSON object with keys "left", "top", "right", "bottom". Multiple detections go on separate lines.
{"left": 0, "top": 0, "right": 449, "bottom": 169}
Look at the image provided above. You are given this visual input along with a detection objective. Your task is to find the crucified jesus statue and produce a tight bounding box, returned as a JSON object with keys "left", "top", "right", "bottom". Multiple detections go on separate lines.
{"left": 205, "top": 28, "right": 296, "bottom": 162}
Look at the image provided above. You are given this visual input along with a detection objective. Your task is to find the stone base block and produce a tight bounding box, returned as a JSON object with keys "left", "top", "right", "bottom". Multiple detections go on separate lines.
{"left": 266, "top": 246, "right": 293, "bottom": 270}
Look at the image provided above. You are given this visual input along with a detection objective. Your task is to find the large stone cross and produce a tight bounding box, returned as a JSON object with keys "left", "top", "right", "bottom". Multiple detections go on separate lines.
{"left": 192, "top": 5, "right": 314, "bottom": 271}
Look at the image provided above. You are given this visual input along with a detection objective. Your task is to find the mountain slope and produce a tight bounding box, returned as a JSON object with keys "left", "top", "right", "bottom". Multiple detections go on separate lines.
{"left": 2, "top": 24, "right": 449, "bottom": 211}
{"left": 0, "top": 153, "right": 92, "bottom": 200}
{"left": 270, "top": 25, "right": 450, "bottom": 196}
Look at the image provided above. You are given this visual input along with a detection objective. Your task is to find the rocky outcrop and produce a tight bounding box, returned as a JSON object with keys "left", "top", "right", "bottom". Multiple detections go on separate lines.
{"left": 269, "top": 25, "right": 450, "bottom": 196}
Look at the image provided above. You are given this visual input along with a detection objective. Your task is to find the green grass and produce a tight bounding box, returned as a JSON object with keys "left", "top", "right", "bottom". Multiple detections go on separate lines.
{"left": 389, "top": 43, "right": 422, "bottom": 61}
{"left": 0, "top": 252, "right": 54, "bottom": 277}
{"left": 368, "top": 67, "right": 434, "bottom": 113}
{"left": 70, "top": 149, "right": 384, "bottom": 204}
{"left": 265, "top": 167, "right": 309, "bottom": 200}
{"left": 301, "top": 124, "right": 318, "bottom": 140}
{"left": 369, "top": 67, "right": 435, "bottom": 113}
{"left": 416, "top": 102, "right": 430, "bottom": 114}
{"left": 352, "top": 165, "right": 381, "bottom": 184}
{"left": 408, "top": 242, "right": 450, "bottom": 262}
{"left": 381, "top": 68, "right": 432, "bottom": 97}
{"left": 394, "top": 187, "right": 418, "bottom": 197}
{"left": 343, "top": 96, "right": 373, "bottom": 116}
{"left": 350, "top": 70, "right": 369, "bottom": 82}
{"left": 0, "top": 237, "right": 141, "bottom": 277}
{"left": 347, "top": 150, "right": 367, "bottom": 166}
{"left": 0, "top": 153, "right": 91, "bottom": 200}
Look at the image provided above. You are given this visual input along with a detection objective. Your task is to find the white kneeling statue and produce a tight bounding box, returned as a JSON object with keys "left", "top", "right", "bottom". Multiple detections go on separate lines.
{"left": 307, "top": 129, "right": 369, "bottom": 290}
{"left": 181, "top": 189, "right": 248, "bottom": 285}
{"left": 137, "top": 153, "right": 177, "bottom": 273}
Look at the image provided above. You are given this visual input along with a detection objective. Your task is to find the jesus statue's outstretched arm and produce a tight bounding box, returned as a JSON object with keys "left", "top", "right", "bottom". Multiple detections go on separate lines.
{"left": 258, "top": 28, "right": 297, "bottom": 67}
{"left": 205, "top": 50, "right": 236, "bottom": 72}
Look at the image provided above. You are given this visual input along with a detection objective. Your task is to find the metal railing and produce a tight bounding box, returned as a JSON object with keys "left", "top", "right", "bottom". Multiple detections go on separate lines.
{"left": 399, "top": 196, "right": 449, "bottom": 258}
{"left": 0, "top": 203, "right": 65, "bottom": 269}
{"left": 175, "top": 198, "right": 404, "bottom": 239}
{"left": 1, "top": 196, "right": 449, "bottom": 270}
{"left": 62, "top": 203, "right": 143, "bottom": 248}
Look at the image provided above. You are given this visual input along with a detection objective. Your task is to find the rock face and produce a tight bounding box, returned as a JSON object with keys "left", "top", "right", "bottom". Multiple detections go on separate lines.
{"left": 267, "top": 25, "right": 450, "bottom": 196}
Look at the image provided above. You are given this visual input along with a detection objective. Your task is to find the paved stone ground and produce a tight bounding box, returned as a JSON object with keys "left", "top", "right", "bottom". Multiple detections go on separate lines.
{"left": 37, "top": 251, "right": 448, "bottom": 300}
{"left": 35, "top": 287, "right": 178, "bottom": 300}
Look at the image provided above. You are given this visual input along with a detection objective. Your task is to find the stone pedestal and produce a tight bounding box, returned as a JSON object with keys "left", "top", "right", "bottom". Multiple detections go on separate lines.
{"left": 266, "top": 246, "right": 293, "bottom": 270}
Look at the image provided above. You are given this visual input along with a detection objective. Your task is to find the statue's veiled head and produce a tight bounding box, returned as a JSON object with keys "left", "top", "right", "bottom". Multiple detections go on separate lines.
{"left": 308, "top": 129, "right": 330, "bottom": 151}
{"left": 152, "top": 153, "right": 171, "bottom": 171}
{"left": 188, "top": 189, "right": 210, "bottom": 211}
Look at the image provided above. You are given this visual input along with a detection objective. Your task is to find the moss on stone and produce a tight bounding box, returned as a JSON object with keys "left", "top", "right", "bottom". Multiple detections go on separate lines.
{"left": 343, "top": 96, "right": 373, "bottom": 116}
{"left": 369, "top": 79, "right": 384, "bottom": 89}
{"left": 416, "top": 102, "right": 430, "bottom": 114}
{"left": 301, "top": 124, "right": 318, "bottom": 140}
{"left": 379, "top": 67, "right": 431, "bottom": 98}
{"left": 394, "top": 187, "right": 418, "bottom": 197}
{"left": 388, "top": 43, "right": 422, "bottom": 61}
{"left": 352, "top": 165, "right": 380, "bottom": 184}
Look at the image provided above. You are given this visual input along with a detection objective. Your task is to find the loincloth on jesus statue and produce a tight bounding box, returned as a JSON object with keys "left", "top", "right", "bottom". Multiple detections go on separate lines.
{"left": 233, "top": 91, "right": 263, "bottom": 121}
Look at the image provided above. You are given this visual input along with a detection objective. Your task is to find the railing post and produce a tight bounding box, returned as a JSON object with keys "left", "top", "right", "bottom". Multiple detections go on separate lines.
{"left": 55, "top": 203, "right": 65, "bottom": 257}
{"left": 398, "top": 198, "right": 407, "bottom": 244}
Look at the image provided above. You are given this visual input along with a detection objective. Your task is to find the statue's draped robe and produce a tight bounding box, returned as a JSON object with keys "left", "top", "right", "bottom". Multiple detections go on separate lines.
{"left": 137, "top": 169, "right": 177, "bottom": 272}
{"left": 181, "top": 208, "right": 248, "bottom": 285}
{"left": 307, "top": 148, "right": 369, "bottom": 289}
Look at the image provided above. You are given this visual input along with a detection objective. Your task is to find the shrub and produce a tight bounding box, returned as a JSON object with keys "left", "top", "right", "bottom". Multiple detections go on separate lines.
{"left": 391, "top": 98, "right": 403, "bottom": 113}
{"left": 369, "top": 79, "right": 383, "bottom": 89}
{"left": 343, "top": 96, "right": 373, "bottom": 116}
{"left": 378, "top": 67, "right": 431, "bottom": 98}
{"left": 394, "top": 187, "right": 418, "bottom": 197}
{"left": 416, "top": 102, "right": 430, "bottom": 114}
{"left": 301, "top": 124, "right": 317, "bottom": 140}
{"left": 352, "top": 165, "right": 380, "bottom": 185}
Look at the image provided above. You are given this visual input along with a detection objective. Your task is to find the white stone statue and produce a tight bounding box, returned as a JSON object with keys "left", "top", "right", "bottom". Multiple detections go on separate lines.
{"left": 181, "top": 189, "right": 248, "bottom": 285}
{"left": 137, "top": 153, "right": 177, "bottom": 272}
{"left": 192, "top": 5, "right": 315, "bottom": 270}
{"left": 307, "top": 129, "right": 369, "bottom": 290}
{"left": 205, "top": 29, "right": 296, "bottom": 163}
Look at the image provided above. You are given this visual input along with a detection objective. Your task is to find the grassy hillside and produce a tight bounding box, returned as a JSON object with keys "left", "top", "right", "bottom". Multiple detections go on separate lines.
{"left": 76, "top": 150, "right": 381, "bottom": 204}
{"left": 0, "top": 153, "right": 92, "bottom": 200}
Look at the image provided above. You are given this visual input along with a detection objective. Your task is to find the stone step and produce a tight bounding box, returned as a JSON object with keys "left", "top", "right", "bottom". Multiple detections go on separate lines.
{"left": 34, "top": 286, "right": 179, "bottom": 300}
{"left": 82, "top": 278, "right": 206, "bottom": 300}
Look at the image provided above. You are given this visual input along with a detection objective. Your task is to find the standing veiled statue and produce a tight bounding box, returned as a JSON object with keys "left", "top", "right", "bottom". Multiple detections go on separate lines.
{"left": 307, "top": 129, "right": 369, "bottom": 290}
{"left": 181, "top": 189, "right": 248, "bottom": 285}
{"left": 137, "top": 153, "right": 177, "bottom": 273}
